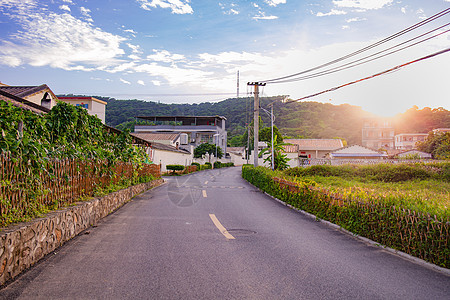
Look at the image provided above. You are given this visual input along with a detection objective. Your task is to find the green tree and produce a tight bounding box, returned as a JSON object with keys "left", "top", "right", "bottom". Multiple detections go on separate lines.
{"left": 258, "top": 135, "right": 290, "bottom": 170}
{"left": 259, "top": 125, "right": 283, "bottom": 144}
{"left": 417, "top": 132, "right": 450, "bottom": 159}
{"left": 193, "top": 143, "right": 223, "bottom": 161}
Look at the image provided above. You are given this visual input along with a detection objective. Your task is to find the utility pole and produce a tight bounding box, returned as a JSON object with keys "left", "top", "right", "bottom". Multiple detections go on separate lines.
{"left": 247, "top": 82, "right": 266, "bottom": 167}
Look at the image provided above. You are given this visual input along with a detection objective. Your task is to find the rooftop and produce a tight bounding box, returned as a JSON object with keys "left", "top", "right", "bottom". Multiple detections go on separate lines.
{"left": 284, "top": 139, "right": 343, "bottom": 150}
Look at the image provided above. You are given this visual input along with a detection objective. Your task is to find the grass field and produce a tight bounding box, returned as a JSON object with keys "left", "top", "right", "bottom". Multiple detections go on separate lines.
{"left": 283, "top": 162, "right": 450, "bottom": 219}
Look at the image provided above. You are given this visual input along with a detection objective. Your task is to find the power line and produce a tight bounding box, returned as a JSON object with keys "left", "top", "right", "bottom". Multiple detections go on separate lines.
{"left": 284, "top": 47, "right": 450, "bottom": 104}
{"left": 260, "top": 7, "right": 450, "bottom": 83}
{"left": 271, "top": 24, "right": 450, "bottom": 84}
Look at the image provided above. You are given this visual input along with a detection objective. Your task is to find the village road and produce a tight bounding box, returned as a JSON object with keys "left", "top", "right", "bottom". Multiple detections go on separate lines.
{"left": 0, "top": 166, "right": 449, "bottom": 299}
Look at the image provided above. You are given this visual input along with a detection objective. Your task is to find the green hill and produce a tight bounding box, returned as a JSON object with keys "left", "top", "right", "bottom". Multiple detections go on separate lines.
{"left": 58, "top": 94, "right": 450, "bottom": 147}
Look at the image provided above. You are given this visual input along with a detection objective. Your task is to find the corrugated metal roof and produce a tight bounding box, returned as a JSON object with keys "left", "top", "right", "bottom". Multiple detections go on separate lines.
{"left": 132, "top": 132, "right": 181, "bottom": 142}
{"left": 284, "top": 139, "right": 343, "bottom": 150}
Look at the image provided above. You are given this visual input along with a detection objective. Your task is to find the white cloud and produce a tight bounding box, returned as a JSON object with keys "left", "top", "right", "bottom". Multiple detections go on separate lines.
{"left": 342, "top": 25, "right": 350, "bottom": 29}
{"left": 346, "top": 17, "right": 366, "bottom": 23}
{"left": 253, "top": 12, "right": 278, "bottom": 20}
{"left": 152, "top": 80, "right": 161, "bottom": 86}
{"left": 62, "top": 0, "right": 74, "bottom": 3}
{"left": 332, "top": 0, "right": 393, "bottom": 10}
{"left": 59, "top": 5, "right": 70, "bottom": 12}
{"left": 137, "top": 80, "right": 145, "bottom": 85}
{"left": 219, "top": 3, "right": 239, "bottom": 15}
{"left": 120, "top": 78, "right": 131, "bottom": 84}
{"left": 127, "top": 43, "right": 142, "bottom": 54}
{"left": 316, "top": 9, "right": 347, "bottom": 17}
{"left": 0, "top": 2, "right": 126, "bottom": 69}
{"left": 136, "top": 0, "right": 193, "bottom": 14}
{"left": 265, "top": 0, "right": 286, "bottom": 7}
{"left": 147, "top": 49, "right": 185, "bottom": 63}
{"left": 401, "top": 7, "right": 406, "bottom": 14}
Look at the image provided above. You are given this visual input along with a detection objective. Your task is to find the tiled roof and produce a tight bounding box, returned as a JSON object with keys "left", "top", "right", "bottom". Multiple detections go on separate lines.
{"left": 132, "top": 132, "right": 180, "bottom": 142}
{"left": 282, "top": 145, "right": 299, "bottom": 153}
{"left": 331, "top": 145, "right": 386, "bottom": 157}
{"left": 0, "top": 84, "right": 50, "bottom": 98}
{"left": 0, "top": 89, "right": 49, "bottom": 114}
{"left": 227, "top": 147, "right": 245, "bottom": 154}
{"left": 284, "top": 139, "right": 343, "bottom": 150}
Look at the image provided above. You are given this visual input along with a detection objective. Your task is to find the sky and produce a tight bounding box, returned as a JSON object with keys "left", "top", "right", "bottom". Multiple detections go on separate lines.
{"left": 0, "top": 0, "right": 449, "bottom": 117}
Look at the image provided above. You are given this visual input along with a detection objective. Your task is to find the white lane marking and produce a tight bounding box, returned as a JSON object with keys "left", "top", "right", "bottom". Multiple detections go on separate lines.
{"left": 202, "top": 190, "right": 207, "bottom": 198}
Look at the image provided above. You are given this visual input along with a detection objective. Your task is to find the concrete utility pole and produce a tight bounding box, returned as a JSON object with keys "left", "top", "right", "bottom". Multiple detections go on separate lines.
{"left": 247, "top": 82, "right": 266, "bottom": 167}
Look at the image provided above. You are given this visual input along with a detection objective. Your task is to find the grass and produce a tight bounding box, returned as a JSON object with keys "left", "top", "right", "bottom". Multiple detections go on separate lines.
{"left": 283, "top": 162, "right": 450, "bottom": 219}
{"left": 297, "top": 175, "right": 449, "bottom": 218}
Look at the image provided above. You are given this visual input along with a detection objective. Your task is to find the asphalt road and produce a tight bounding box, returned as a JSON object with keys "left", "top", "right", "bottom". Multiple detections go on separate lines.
{"left": 0, "top": 166, "right": 449, "bottom": 299}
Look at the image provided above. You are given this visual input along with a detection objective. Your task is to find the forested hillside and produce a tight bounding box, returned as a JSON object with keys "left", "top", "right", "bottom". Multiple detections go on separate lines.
{"left": 59, "top": 95, "right": 450, "bottom": 146}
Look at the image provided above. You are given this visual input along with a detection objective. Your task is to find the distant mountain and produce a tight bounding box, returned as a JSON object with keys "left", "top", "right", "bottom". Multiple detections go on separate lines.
{"left": 58, "top": 94, "right": 450, "bottom": 146}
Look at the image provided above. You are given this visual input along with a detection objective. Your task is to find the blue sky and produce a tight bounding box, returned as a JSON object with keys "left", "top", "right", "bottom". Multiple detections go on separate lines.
{"left": 0, "top": 0, "right": 449, "bottom": 116}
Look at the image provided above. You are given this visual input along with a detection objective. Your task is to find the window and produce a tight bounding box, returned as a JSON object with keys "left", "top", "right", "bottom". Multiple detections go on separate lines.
{"left": 76, "top": 103, "right": 88, "bottom": 109}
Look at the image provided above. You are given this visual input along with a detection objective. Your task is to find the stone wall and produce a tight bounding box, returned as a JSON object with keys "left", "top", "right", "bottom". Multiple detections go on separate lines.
{"left": 0, "top": 178, "right": 164, "bottom": 286}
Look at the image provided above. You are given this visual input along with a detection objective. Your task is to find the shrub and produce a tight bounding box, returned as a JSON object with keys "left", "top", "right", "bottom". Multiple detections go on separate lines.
{"left": 166, "top": 164, "right": 184, "bottom": 174}
{"left": 213, "top": 161, "right": 222, "bottom": 169}
{"left": 191, "top": 162, "right": 200, "bottom": 168}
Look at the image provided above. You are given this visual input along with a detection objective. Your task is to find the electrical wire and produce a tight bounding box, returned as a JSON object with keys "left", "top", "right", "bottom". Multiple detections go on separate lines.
{"left": 260, "top": 7, "right": 450, "bottom": 83}
{"left": 284, "top": 47, "right": 450, "bottom": 104}
{"left": 272, "top": 25, "right": 450, "bottom": 84}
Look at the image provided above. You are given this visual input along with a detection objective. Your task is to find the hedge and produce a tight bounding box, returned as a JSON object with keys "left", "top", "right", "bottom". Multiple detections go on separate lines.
{"left": 242, "top": 165, "right": 449, "bottom": 268}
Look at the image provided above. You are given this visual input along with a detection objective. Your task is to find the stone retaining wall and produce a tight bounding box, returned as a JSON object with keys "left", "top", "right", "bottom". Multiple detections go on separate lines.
{"left": 0, "top": 178, "right": 164, "bottom": 286}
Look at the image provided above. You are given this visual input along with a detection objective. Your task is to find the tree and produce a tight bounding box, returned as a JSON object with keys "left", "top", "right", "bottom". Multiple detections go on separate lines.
{"left": 417, "top": 132, "right": 450, "bottom": 159}
{"left": 193, "top": 143, "right": 223, "bottom": 161}
{"left": 259, "top": 126, "right": 283, "bottom": 144}
{"left": 258, "top": 135, "right": 290, "bottom": 170}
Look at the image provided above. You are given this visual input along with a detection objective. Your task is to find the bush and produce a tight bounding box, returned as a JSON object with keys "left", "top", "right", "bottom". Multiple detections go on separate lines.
{"left": 213, "top": 161, "right": 222, "bottom": 169}
{"left": 200, "top": 164, "right": 212, "bottom": 170}
{"left": 166, "top": 164, "right": 184, "bottom": 174}
{"left": 191, "top": 162, "right": 200, "bottom": 168}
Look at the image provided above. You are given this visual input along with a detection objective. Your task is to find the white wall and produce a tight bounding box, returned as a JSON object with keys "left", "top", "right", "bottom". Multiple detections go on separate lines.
{"left": 152, "top": 149, "right": 194, "bottom": 172}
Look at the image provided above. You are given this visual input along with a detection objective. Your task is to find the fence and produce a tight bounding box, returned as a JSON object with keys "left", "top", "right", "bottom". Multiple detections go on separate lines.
{"left": 0, "top": 154, "right": 161, "bottom": 226}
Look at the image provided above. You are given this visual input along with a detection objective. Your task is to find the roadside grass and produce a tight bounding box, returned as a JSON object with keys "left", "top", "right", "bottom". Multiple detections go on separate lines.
{"left": 296, "top": 175, "right": 450, "bottom": 219}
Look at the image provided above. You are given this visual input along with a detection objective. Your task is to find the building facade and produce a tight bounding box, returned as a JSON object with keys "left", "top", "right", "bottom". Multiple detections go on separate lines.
{"left": 134, "top": 116, "right": 227, "bottom": 154}
{"left": 362, "top": 118, "right": 395, "bottom": 150}
{"left": 58, "top": 96, "right": 107, "bottom": 123}
{"left": 394, "top": 133, "right": 428, "bottom": 150}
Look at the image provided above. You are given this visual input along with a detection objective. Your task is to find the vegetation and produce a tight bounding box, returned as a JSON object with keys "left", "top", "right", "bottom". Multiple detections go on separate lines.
{"left": 417, "top": 131, "right": 450, "bottom": 160}
{"left": 193, "top": 143, "right": 223, "bottom": 160}
{"left": 59, "top": 94, "right": 450, "bottom": 148}
{"left": 213, "top": 161, "right": 234, "bottom": 169}
{"left": 258, "top": 135, "right": 290, "bottom": 170}
{"left": 0, "top": 100, "right": 152, "bottom": 226}
{"left": 242, "top": 164, "right": 449, "bottom": 267}
{"left": 166, "top": 164, "right": 185, "bottom": 175}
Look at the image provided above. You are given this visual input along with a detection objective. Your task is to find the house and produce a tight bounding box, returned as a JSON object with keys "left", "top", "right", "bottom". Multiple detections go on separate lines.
{"left": 329, "top": 145, "right": 387, "bottom": 160}
{"left": 395, "top": 149, "right": 432, "bottom": 159}
{"left": 362, "top": 117, "right": 395, "bottom": 149}
{"left": 58, "top": 96, "right": 107, "bottom": 123}
{"left": 134, "top": 115, "right": 227, "bottom": 154}
{"left": 132, "top": 132, "right": 181, "bottom": 147}
{"left": 394, "top": 133, "right": 428, "bottom": 150}
{"left": 284, "top": 139, "right": 344, "bottom": 159}
{"left": 0, "top": 88, "right": 50, "bottom": 114}
{"left": 133, "top": 135, "right": 193, "bottom": 172}
{"left": 432, "top": 128, "right": 450, "bottom": 134}
{"left": 0, "top": 84, "right": 58, "bottom": 110}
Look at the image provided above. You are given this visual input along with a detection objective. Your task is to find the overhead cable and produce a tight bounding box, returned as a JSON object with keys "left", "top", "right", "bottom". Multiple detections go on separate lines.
{"left": 260, "top": 7, "right": 450, "bottom": 83}
{"left": 272, "top": 25, "right": 450, "bottom": 84}
{"left": 284, "top": 47, "right": 450, "bottom": 104}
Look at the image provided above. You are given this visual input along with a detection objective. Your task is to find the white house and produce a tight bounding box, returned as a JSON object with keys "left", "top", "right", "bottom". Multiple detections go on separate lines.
{"left": 58, "top": 96, "right": 107, "bottom": 123}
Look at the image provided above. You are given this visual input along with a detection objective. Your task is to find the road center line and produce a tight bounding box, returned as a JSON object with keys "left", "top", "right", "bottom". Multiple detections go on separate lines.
{"left": 202, "top": 190, "right": 207, "bottom": 198}
{"left": 209, "top": 214, "right": 235, "bottom": 240}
